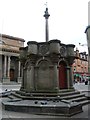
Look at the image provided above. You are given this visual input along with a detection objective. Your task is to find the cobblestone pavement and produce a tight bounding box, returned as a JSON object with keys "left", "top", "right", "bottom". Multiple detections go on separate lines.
{"left": 0, "top": 83, "right": 90, "bottom": 119}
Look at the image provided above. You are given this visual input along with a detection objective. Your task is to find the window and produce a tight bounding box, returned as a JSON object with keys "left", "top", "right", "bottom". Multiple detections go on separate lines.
{"left": 74, "top": 67, "right": 76, "bottom": 72}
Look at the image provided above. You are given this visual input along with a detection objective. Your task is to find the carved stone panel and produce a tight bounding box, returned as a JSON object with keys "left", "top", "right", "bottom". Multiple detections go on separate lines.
{"left": 39, "top": 44, "right": 49, "bottom": 55}
{"left": 36, "top": 60, "right": 54, "bottom": 90}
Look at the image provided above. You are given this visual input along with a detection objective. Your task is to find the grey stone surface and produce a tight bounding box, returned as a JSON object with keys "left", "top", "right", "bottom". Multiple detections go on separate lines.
{"left": 0, "top": 84, "right": 90, "bottom": 119}
{"left": 2, "top": 98, "right": 83, "bottom": 117}
{"left": 19, "top": 40, "right": 75, "bottom": 93}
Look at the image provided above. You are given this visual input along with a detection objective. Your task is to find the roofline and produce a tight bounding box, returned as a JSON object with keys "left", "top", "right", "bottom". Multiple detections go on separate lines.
{"left": 0, "top": 48, "right": 19, "bottom": 53}
{"left": 85, "top": 25, "right": 90, "bottom": 33}
{"left": 0, "top": 34, "right": 25, "bottom": 42}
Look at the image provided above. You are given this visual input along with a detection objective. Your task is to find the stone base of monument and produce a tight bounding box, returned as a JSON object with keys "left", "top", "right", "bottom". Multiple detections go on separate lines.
{"left": 2, "top": 97, "right": 83, "bottom": 117}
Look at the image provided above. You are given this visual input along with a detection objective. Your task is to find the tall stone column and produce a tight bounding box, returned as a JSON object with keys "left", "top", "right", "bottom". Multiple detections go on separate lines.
{"left": 69, "top": 65, "right": 74, "bottom": 89}
{"left": 66, "top": 66, "right": 70, "bottom": 89}
{"left": 3, "top": 55, "right": 10, "bottom": 83}
{"left": 18, "top": 61, "right": 21, "bottom": 77}
{"left": 53, "top": 64, "right": 59, "bottom": 91}
{"left": 19, "top": 47, "right": 27, "bottom": 90}
{"left": 4, "top": 55, "right": 7, "bottom": 78}
{"left": 43, "top": 7, "right": 50, "bottom": 42}
{"left": 20, "top": 64, "right": 24, "bottom": 91}
{"left": 17, "top": 61, "right": 22, "bottom": 83}
{"left": 7, "top": 56, "right": 10, "bottom": 78}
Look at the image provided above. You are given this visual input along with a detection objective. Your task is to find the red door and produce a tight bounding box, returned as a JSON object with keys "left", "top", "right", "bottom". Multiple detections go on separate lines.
{"left": 59, "top": 63, "right": 67, "bottom": 89}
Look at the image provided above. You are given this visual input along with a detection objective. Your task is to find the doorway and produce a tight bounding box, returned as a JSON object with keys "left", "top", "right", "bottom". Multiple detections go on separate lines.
{"left": 10, "top": 69, "right": 15, "bottom": 81}
{"left": 59, "top": 61, "right": 67, "bottom": 89}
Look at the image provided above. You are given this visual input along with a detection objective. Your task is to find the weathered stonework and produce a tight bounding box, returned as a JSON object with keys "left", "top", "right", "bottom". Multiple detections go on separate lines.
{"left": 19, "top": 39, "right": 75, "bottom": 93}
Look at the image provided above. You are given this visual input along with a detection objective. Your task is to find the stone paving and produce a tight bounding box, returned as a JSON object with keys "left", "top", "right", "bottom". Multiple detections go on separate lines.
{"left": 74, "top": 82, "right": 90, "bottom": 92}
{"left": 74, "top": 83, "right": 90, "bottom": 98}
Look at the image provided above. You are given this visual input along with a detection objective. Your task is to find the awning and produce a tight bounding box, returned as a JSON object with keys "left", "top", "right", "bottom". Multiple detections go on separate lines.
{"left": 74, "top": 74, "right": 81, "bottom": 77}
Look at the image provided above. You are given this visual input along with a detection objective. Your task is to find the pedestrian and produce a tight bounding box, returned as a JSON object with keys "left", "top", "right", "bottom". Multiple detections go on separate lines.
{"left": 85, "top": 79, "right": 88, "bottom": 85}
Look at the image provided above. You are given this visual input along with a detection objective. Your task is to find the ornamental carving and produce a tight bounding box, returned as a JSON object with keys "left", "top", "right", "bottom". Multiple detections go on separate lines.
{"left": 60, "top": 46, "right": 66, "bottom": 56}
{"left": 39, "top": 44, "right": 49, "bottom": 55}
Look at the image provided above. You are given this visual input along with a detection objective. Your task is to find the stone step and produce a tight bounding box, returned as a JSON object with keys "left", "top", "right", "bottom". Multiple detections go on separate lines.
{"left": 58, "top": 89, "right": 75, "bottom": 93}
{"left": 16, "top": 90, "right": 79, "bottom": 97}
{"left": 11, "top": 92, "right": 25, "bottom": 99}
{"left": 61, "top": 93, "right": 85, "bottom": 100}
{"left": 26, "top": 91, "right": 80, "bottom": 97}
{"left": 8, "top": 95, "right": 16, "bottom": 99}
{"left": 79, "top": 100, "right": 90, "bottom": 106}
{"left": 59, "top": 91, "right": 80, "bottom": 97}
{"left": 8, "top": 95, "right": 21, "bottom": 100}
{"left": 11, "top": 91, "right": 90, "bottom": 106}
{"left": 60, "top": 92, "right": 90, "bottom": 106}
{"left": 11, "top": 92, "right": 56, "bottom": 100}
{"left": 68, "top": 96, "right": 88, "bottom": 102}
{"left": 12, "top": 91, "right": 85, "bottom": 101}
{"left": 16, "top": 90, "right": 57, "bottom": 97}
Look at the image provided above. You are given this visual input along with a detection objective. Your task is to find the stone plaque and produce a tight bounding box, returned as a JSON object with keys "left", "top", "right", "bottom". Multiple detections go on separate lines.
{"left": 36, "top": 60, "right": 53, "bottom": 90}
{"left": 39, "top": 44, "right": 49, "bottom": 55}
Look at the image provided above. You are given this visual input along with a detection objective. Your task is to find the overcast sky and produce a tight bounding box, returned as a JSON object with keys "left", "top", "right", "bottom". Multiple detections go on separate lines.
{"left": 0, "top": 0, "right": 89, "bottom": 53}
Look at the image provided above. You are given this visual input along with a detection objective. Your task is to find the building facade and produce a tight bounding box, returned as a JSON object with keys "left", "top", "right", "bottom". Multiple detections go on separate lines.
{"left": 0, "top": 34, "right": 25, "bottom": 83}
{"left": 72, "top": 48, "right": 89, "bottom": 82}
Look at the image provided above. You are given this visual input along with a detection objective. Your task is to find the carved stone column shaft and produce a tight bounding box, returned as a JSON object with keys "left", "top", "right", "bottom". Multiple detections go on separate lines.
{"left": 26, "top": 65, "right": 35, "bottom": 92}
{"left": 66, "top": 66, "right": 70, "bottom": 89}
{"left": 69, "top": 65, "right": 73, "bottom": 88}
{"left": 4, "top": 55, "right": 7, "bottom": 77}
{"left": 7, "top": 56, "right": 10, "bottom": 78}
{"left": 53, "top": 64, "right": 59, "bottom": 91}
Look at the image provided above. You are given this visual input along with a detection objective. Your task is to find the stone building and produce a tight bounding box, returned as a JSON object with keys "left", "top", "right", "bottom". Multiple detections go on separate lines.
{"left": 19, "top": 40, "right": 75, "bottom": 92}
{"left": 72, "top": 48, "right": 89, "bottom": 82}
{"left": 0, "top": 34, "right": 25, "bottom": 83}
